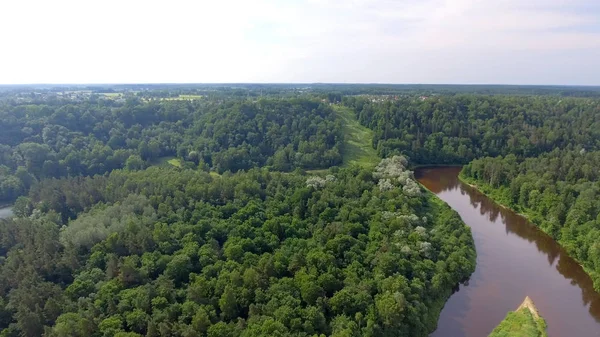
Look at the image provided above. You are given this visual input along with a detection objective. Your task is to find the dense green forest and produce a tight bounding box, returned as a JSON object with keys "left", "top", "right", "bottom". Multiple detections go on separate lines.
{"left": 461, "top": 149, "right": 600, "bottom": 290}
{"left": 2, "top": 84, "right": 600, "bottom": 336}
{"left": 341, "top": 92, "right": 600, "bottom": 290}
{"left": 342, "top": 95, "right": 600, "bottom": 164}
{"left": 0, "top": 158, "right": 474, "bottom": 337}
{"left": 0, "top": 97, "right": 342, "bottom": 204}
{"left": 0, "top": 89, "right": 479, "bottom": 336}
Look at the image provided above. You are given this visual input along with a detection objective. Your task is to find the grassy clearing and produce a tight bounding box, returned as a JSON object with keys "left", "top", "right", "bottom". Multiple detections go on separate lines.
{"left": 334, "top": 105, "right": 379, "bottom": 168}
{"left": 305, "top": 169, "right": 329, "bottom": 175}
{"left": 179, "top": 94, "right": 202, "bottom": 99}
{"left": 163, "top": 95, "right": 203, "bottom": 101}
{"left": 101, "top": 93, "right": 122, "bottom": 97}
{"left": 151, "top": 156, "right": 182, "bottom": 168}
{"left": 167, "top": 158, "right": 182, "bottom": 168}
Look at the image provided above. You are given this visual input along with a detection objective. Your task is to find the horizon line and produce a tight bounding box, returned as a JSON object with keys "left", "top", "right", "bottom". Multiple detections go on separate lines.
{"left": 1, "top": 83, "right": 600, "bottom": 88}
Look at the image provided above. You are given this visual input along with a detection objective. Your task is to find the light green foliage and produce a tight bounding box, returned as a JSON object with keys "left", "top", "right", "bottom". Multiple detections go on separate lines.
{"left": 375, "top": 292, "right": 406, "bottom": 328}
{"left": 125, "top": 155, "right": 145, "bottom": 171}
{"left": 12, "top": 196, "right": 32, "bottom": 217}
{"left": 59, "top": 194, "right": 156, "bottom": 249}
{"left": 488, "top": 308, "right": 548, "bottom": 337}
{"left": 99, "top": 315, "right": 124, "bottom": 337}
{"left": 334, "top": 105, "right": 379, "bottom": 168}
{"left": 48, "top": 313, "right": 92, "bottom": 337}
{"left": 167, "top": 158, "right": 182, "bottom": 168}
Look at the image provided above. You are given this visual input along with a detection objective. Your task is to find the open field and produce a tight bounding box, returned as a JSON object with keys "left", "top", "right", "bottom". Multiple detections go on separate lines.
{"left": 163, "top": 94, "right": 203, "bottom": 101}
{"left": 167, "top": 158, "right": 182, "bottom": 167}
{"left": 151, "top": 156, "right": 182, "bottom": 168}
{"left": 334, "top": 105, "right": 379, "bottom": 168}
{"left": 100, "top": 93, "right": 122, "bottom": 97}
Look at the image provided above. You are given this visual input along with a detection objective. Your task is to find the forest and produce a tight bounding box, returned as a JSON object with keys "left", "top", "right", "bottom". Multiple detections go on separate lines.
{"left": 341, "top": 93, "right": 600, "bottom": 291}
{"left": 0, "top": 159, "right": 474, "bottom": 337}
{"left": 1, "top": 84, "right": 600, "bottom": 336}
{"left": 342, "top": 95, "right": 600, "bottom": 164}
{"left": 0, "top": 97, "right": 342, "bottom": 204}
{"left": 0, "top": 88, "right": 479, "bottom": 337}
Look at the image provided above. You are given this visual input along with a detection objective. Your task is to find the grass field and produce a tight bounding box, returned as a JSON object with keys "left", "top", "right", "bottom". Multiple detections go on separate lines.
{"left": 334, "top": 105, "right": 379, "bottom": 168}
{"left": 167, "top": 158, "right": 182, "bottom": 168}
{"left": 163, "top": 94, "right": 203, "bottom": 101}
{"left": 151, "top": 156, "right": 182, "bottom": 168}
{"left": 101, "top": 93, "right": 122, "bottom": 97}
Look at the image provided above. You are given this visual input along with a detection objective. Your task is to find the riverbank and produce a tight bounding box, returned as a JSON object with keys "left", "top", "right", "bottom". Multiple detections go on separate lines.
{"left": 416, "top": 166, "right": 600, "bottom": 337}
{"left": 516, "top": 296, "right": 541, "bottom": 319}
{"left": 457, "top": 170, "right": 600, "bottom": 292}
{"left": 488, "top": 297, "right": 548, "bottom": 337}
{"left": 0, "top": 206, "right": 13, "bottom": 219}
{"left": 457, "top": 175, "right": 530, "bottom": 218}
{"left": 423, "top": 191, "right": 477, "bottom": 335}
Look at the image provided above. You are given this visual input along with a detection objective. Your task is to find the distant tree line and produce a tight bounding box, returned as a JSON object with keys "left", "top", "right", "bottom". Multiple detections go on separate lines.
{"left": 0, "top": 97, "right": 343, "bottom": 204}
{"left": 342, "top": 95, "right": 600, "bottom": 164}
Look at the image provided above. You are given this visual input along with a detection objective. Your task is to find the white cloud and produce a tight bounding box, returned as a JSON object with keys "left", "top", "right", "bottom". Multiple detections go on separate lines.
{"left": 0, "top": 0, "right": 598, "bottom": 84}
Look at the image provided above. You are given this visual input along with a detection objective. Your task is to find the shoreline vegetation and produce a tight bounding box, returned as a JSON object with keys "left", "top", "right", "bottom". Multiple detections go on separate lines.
{"left": 488, "top": 296, "right": 548, "bottom": 337}
{"left": 409, "top": 164, "right": 464, "bottom": 170}
{"left": 458, "top": 171, "right": 585, "bottom": 262}
{"left": 457, "top": 175, "right": 528, "bottom": 217}
{"left": 516, "top": 297, "right": 540, "bottom": 320}
{"left": 458, "top": 166, "right": 599, "bottom": 290}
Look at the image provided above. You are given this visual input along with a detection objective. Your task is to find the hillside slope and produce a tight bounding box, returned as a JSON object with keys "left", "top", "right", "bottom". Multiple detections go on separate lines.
{"left": 334, "top": 105, "right": 379, "bottom": 168}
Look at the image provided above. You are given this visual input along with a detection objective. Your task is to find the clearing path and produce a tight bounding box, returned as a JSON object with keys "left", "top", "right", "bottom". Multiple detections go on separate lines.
{"left": 334, "top": 105, "right": 379, "bottom": 168}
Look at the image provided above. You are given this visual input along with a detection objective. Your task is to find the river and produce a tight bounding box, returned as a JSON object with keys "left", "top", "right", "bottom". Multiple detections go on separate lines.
{"left": 0, "top": 207, "right": 12, "bottom": 219}
{"left": 415, "top": 167, "right": 600, "bottom": 337}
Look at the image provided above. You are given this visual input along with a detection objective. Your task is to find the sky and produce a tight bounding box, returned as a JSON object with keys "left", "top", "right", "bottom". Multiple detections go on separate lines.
{"left": 1, "top": 0, "right": 600, "bottom": 85}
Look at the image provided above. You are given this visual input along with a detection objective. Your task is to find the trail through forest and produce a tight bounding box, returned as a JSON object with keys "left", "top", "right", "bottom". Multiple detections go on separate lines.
{"left": 334, "top": 105, "right": 379, "bottom": 168}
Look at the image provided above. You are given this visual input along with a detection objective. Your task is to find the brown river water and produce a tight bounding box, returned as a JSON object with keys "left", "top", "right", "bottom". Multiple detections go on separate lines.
{"left": 415, "top": 167, "right": 600, "bottom": 337}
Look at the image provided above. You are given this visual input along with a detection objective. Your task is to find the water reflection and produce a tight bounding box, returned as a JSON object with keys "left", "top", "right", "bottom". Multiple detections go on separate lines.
{"left": 0, "top": 207, "right": 12, "bottom": 219}
{"left": 415, "top": 167, "right": 600, "bottom": 337}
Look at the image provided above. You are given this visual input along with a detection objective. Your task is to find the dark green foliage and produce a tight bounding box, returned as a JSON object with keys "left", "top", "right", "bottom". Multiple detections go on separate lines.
{"left": 16, "top": 86, "right": 600, "bottom": 336}
{"left": 0, "top": 163, "right": 474, "bottom": 337}
{"left": 343, "top": 95, "right": 600, "bottom": 164}
{"left": 0, "top": 97, "right": 343, "bottom": 203}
